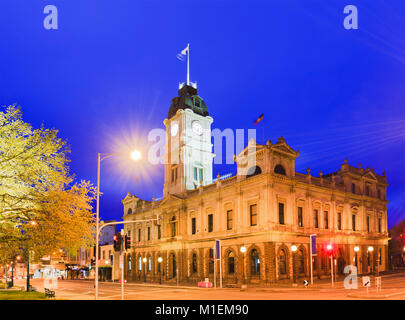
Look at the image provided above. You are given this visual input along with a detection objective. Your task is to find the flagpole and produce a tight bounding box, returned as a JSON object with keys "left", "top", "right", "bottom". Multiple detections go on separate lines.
{"left": 187, "top": 43, "right": 190, "bottom": 86}
{"left": 262, "top": 114, "right": 265, "bottom": 144}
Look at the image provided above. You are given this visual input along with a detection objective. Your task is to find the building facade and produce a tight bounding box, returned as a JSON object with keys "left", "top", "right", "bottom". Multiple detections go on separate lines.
{"left": 121, "top": 83, "right": 389, "bottom": 285}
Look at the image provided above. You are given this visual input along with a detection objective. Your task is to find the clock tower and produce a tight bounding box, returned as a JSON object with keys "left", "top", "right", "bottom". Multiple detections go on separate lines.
{"left": 163, "top": 84, "right": 214, "bottom": 196}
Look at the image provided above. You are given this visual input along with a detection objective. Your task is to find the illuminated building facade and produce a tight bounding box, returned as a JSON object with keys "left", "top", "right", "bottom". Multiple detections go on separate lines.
{"left": 121, "top": 84, "right": 389, "bottom": 285}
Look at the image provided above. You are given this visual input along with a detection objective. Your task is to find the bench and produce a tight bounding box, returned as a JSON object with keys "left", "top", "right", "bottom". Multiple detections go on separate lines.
{"left": 45, "top": 288, "right": 55, "bottom": 299}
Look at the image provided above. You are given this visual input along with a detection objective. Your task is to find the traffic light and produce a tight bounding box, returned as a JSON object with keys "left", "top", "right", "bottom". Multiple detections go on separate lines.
{"left": 326, "top": 244, "right": 335, "bottom": 255}
{"left": 113, "top": 233, "right": 122, "bottom": 252}
{"left": 125, "top": 235, "right": 131, "bottom": 250}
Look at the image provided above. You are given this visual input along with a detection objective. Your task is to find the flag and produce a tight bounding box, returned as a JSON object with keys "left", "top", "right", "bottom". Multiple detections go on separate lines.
{"left": 254, "top": 113, "right": 264, "bottom": 125}
{"left": 176, "top": 44, "right": 189, "bottom": 61}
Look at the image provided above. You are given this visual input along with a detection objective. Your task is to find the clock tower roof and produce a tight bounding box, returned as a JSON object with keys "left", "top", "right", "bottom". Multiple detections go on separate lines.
{"left": 168, "top": 85, "right": 209, "bottom": 119}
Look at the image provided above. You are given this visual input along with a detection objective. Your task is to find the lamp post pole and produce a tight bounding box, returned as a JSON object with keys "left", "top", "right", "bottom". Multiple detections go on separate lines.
{"left": 291, "top": 245, "right": 297, "bottom": 286}
{"left": 94, "top": 150, "right": 141, "bottom": 300}
{"left": 354, "top": 246, "right": 360, "bottom": 277}
{"left": 240, "top": 246, "right": 246, "bottom": 286}
{"left": 26, "top": 248, "right": 30, "bottom": 291}
{"left": 158, "top": 257, "right": 163, "bottom": 284}
{"left": 95, "top": 153, "right": 101, "bottom": 300}
{"left": 143, "top": 257, "right": 147, "bottom": 282}
{"left": 10, "top": 262, "right": 14, "bottom": 288}
{"left": 367, "top": 246, "right": 374, "bottom": 275}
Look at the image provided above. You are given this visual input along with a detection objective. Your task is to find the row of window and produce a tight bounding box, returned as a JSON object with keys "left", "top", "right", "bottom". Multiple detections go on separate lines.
{"left": 351, "top": 183, "right": 385, "bottom": 200}
{"left": 130, "top": 205, "right": 383, "bottom": 243}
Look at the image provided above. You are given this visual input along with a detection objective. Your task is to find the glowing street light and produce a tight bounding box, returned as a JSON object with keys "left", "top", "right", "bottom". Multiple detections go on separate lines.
{"left": 291, "top": 245, "right": 297, "bottom": 285}
{"left": 367, "top": 246, "right": 374, "bottom": 274}
{"left": 130, "top": 149, "right": 142, "bottom": 161}
{"left": 95, "top": 150, "right": 142, "bottom": 300}
{"left": 142, "top": 257, "right": 147, "bottom": 282}
{"left": 240, "top": 246, "right": 246, "bottom": 285}
{"left": 326, "top": 244, "right": 334, "bottom": 287}
{"left": 158, "top": 257, "right": 163, "bottom": 284}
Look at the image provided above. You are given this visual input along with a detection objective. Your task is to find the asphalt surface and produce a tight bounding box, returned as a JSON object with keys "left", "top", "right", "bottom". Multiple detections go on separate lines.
{"left": 12, "top": 272, "right": 405, "bottom": 300}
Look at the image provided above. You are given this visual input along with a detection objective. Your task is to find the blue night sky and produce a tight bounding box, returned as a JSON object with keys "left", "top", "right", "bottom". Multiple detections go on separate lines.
{"left": 1, "top": 0, "right": 404, "bottom": 228}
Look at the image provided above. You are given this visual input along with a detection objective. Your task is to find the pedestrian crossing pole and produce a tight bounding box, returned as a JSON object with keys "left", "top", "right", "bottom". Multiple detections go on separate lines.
{"left": 120, "top": 229, "right": 124, "bottom": 300}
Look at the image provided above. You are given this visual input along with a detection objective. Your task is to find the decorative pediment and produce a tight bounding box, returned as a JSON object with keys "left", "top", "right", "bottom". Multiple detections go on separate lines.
{"left": 236, "top": 138, "right": 265, "bottom": 160}
{"left": 122, "top": 192, "right": 137, "bottom": 204}
{"left": 158, "top": 194, "right": 184, "bottom": 207}
{"left": 362, "top": 171, "right": 378, "bottom": 181}
{"left": 271, "top": 137, "right": 299, "bottom": 158}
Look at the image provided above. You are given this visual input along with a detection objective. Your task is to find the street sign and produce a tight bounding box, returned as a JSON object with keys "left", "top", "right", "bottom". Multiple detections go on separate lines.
{"left": 310, "top": 235, "right": 317, "bottom": 256}
{"left": 215, "top": 240, "right": 221, "bottom": 259}
{"left": 303, "top": 280, "right": 309, "bottom": 287}
{"left": 362, "top": 276, "right": 370, "bottom": 287}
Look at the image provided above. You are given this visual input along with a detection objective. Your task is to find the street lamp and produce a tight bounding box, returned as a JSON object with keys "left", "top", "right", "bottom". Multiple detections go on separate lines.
{"left": 158, "top": 257, "right": 163, "bottom": 284}
{"left": 95, "top": 150, "right": 141, "bottom": 300}
{"left": 291, "top": 245, "right": 297, "bottom": 286}
{"left": 354, "top": 246, "right": 359, "bottom": 270}
{"left": 240, "top": 246, "right": 246, "bottom": 285}
{"left": 26, "top": 221, "right": 37, "bottom": 292}
{"left": 368, "top": 246, "right": 374, "bottom": 274}
{"left": 142, "top": 257, "right": 147, "bottom": 282}
{"left": 326, "top": 244, "right": 334, "bottom": 287}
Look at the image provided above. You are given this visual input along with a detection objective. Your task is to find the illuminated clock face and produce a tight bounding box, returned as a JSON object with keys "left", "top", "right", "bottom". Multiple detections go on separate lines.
{"left": 171, "top": 123, "right": 178, "bottom": 136}
{"left": 192, "top": 121, "right": 203, "bottom": 136}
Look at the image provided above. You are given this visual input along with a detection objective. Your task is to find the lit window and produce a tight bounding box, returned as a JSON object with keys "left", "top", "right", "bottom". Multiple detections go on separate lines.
{"left": 352, "top": 214, "right": 356, "bottom": 231}
{"left": 298, "top": 207, "right": 303, "bottom": 227}
{"left": 337, "top": 212, "right": 342, "bottom": 230}
{"left": 192, "top": 253, "right": 197, "bottom": 274}
{"left": 208, "top": 214, "right": 213, "bottom": 232}
{"left": 191, "top": 217, "right": 196, "bottom": 235}
{"left": 250, "top": 204, "right": 258, "bottom": 226}
{"left": 314, "top": 210, "right": 319, "bottom": 228}
{"left": 227, "top": 210, "right": 233, "bottom": 230}
{"left": 250, "top": 249, "right": 260, "bottom": 276}
{"left": 228, "top": 251, "right": 235, "bottom": 274}
{"left": 278, "top": 203, "right": 284, "bottom": 225}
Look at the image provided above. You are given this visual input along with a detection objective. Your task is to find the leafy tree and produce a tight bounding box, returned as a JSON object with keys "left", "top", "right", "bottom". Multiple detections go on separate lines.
{"left": 0, "top": 104, "right": 96, "bottom": 260}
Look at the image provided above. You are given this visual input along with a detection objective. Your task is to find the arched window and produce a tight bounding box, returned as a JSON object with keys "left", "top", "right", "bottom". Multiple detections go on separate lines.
{"left": 274, "top": 164, "right": 286, "bottom": 175}
{"left": 297, "top": 249, "right": 305, "bottom": 274}
{"left": 192, "top": 253, "right": 198, "bottom": 274}
{"left": 138, "top": 256, "right": 142, "bottom": 271}
{"left": 127, "top": 208, "right": 132, "bottom": 215}
{"left": 157, "top": 255, "right": 162, "bottom": 273}
{"left": 128, "top": 256, "right": 132, "bottom": 271}
{"left": 228, "top": 251, "right": 235, "bottom": 274}
{"left": 279, "top": 249, "right": 287, "bottom": 275}
{"left": 247, "top": 166, "right": 262, "bottom": 178}
{"left": 171, "top": 216, "right": 177, "bottom": 237}
{"left": 250, "top": 249, "right": 260, "bottom": 275}
{"left": 209, "top": 249, "right": 214, "bottom": 274}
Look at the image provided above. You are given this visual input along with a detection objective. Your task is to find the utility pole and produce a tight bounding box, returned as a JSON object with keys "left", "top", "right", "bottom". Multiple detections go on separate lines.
{"left": 26, "top": 248, "right": 30, "bottom": 292}
{"left": 121, "top": 229, "right": 124, "bottom": 301}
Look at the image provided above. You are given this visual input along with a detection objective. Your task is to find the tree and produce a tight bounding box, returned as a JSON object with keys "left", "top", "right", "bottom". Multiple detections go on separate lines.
{"left": 0, "top": 104, "right": 96, "bottom": 260}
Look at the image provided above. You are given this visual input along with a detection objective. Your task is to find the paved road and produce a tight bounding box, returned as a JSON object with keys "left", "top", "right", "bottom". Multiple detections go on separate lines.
{"left": 13, "top": 273, "right": 405, "bottom": 300}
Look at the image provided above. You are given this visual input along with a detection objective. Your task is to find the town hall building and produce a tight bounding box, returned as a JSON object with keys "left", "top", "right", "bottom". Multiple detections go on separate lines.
{"left": 119, "top": 81, "right": 389, "bottom": 286}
